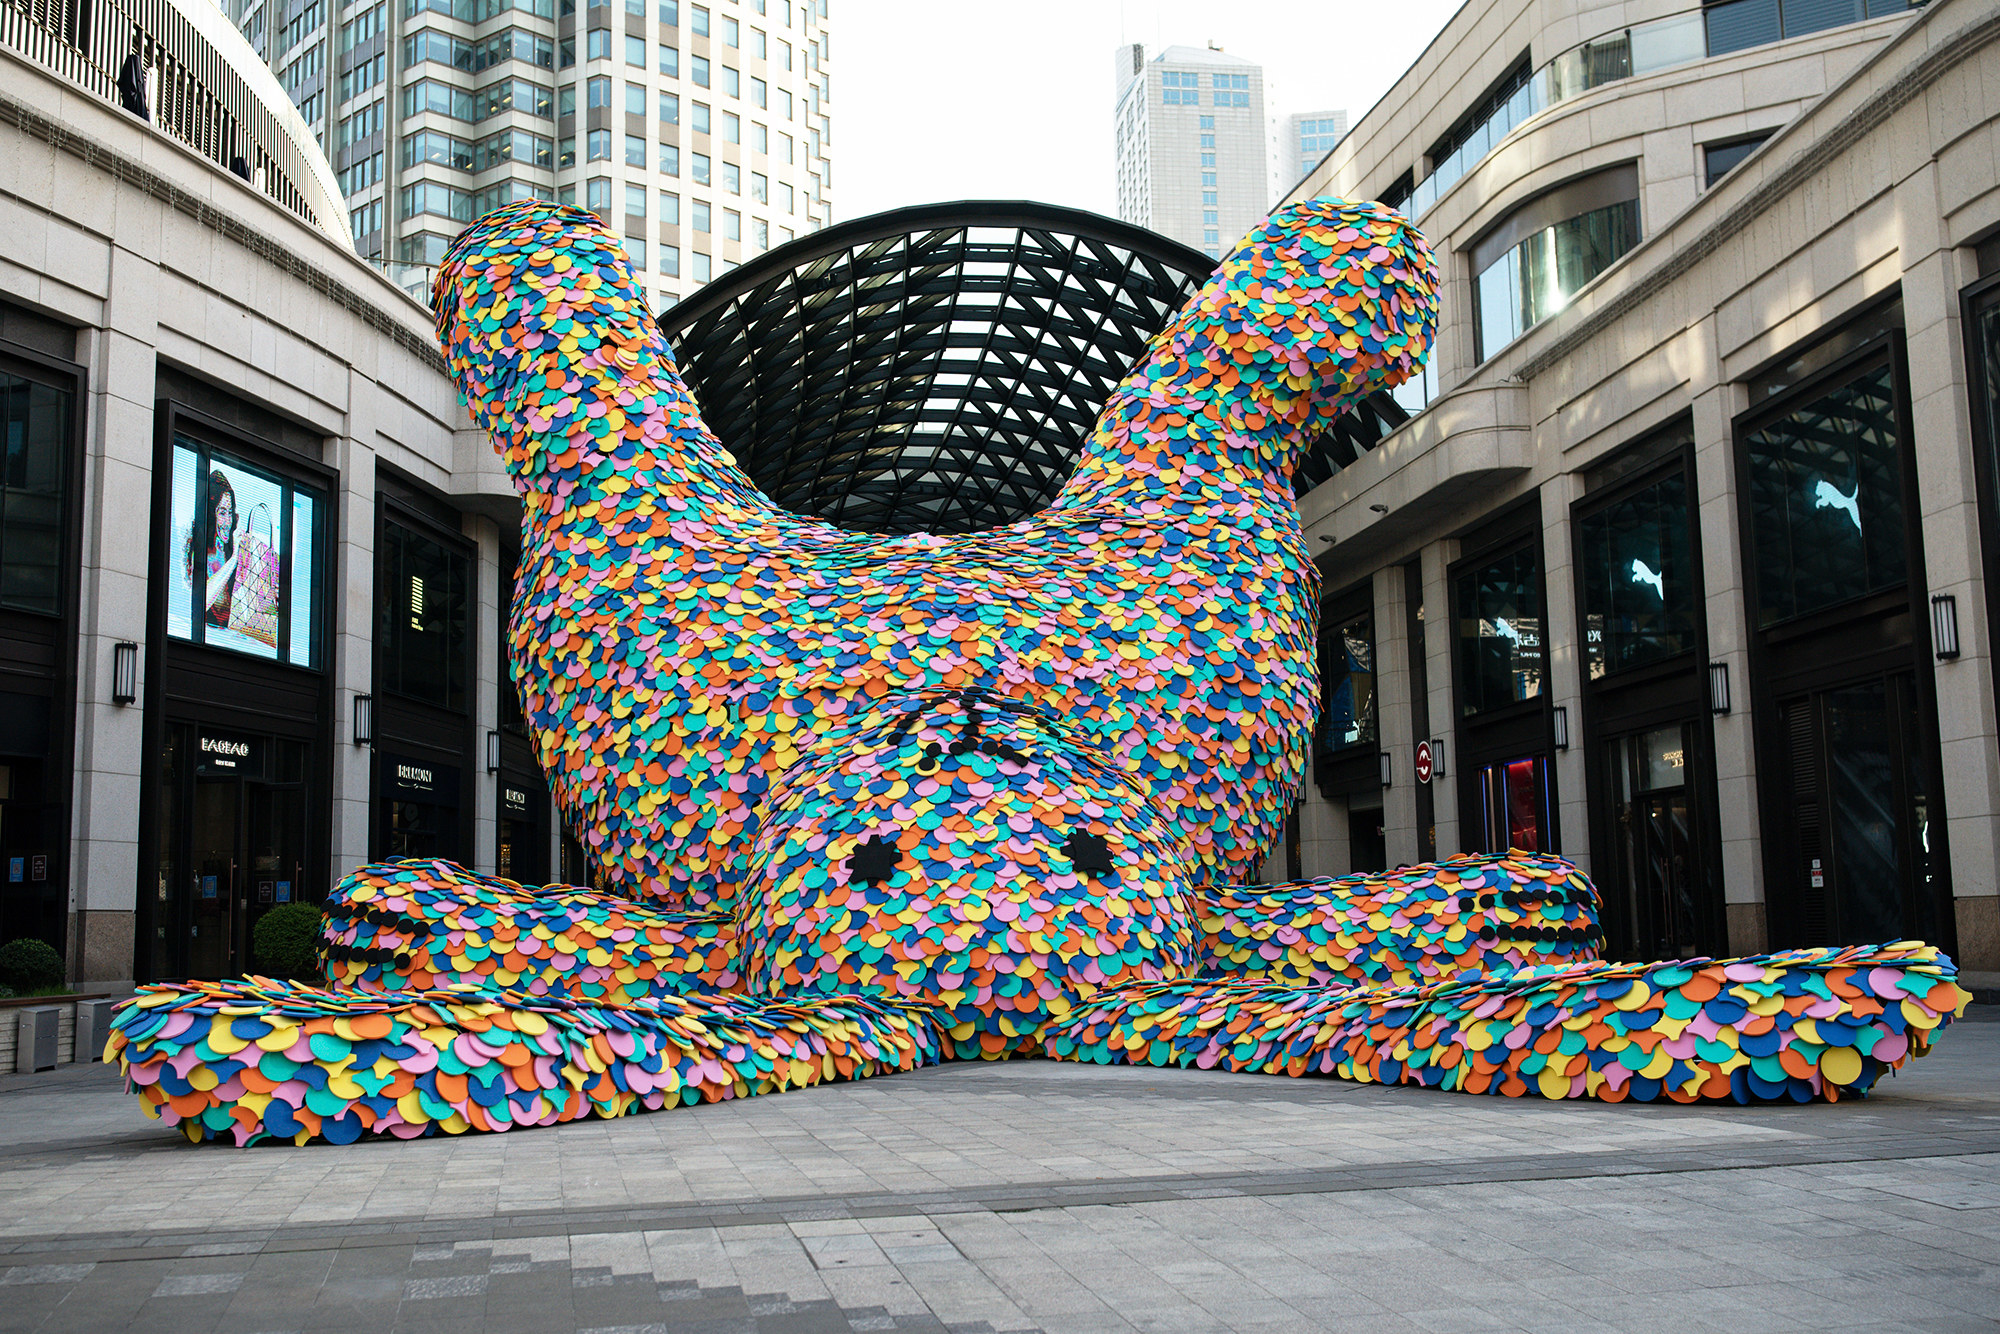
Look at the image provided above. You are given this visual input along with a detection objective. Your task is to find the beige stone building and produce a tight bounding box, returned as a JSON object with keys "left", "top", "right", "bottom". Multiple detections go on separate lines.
{"left": 1114, "top": 43, "right": 1269, "bottom": 260}
{"left": 1280, "top": 0, "right": 2000, "bottom": 971}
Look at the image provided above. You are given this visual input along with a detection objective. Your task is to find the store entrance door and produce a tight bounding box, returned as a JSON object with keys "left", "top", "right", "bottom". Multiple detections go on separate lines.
{"left": 1603, "top": 722, "right": 1701, "bottom": 960}
{"left": 156, "top": 724, "right": 311, "bottom": 979}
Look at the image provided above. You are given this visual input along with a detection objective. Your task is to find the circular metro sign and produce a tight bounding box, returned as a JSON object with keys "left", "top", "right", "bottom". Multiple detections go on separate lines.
{"left": 1414, "top": 740, "right": 1434, "bottom": 784}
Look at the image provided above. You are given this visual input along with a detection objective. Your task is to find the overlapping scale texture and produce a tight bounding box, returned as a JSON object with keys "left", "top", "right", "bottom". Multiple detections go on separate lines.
{"left": 429, "top": 197, "right": 1437, "bottom": 909}
{"left": 737, "top": 692, "right": 1201, "bottom": 1059}
{"left": 1048, "top": 943, "right": 1970, "bottom": 1103}
{"left": 1195, "top": 851, "right": 1603, "bottom": 988}
{"left": 104, "top": 979, "right": 944, "bottom": 1146}
{"left": 321, "top": 860, "right": 738, "bottom": 1001}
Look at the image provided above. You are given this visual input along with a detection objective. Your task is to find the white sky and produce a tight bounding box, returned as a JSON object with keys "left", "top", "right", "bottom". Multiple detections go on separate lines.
{"left": 835, "top": 0, "right": 1468, "bottom": 219}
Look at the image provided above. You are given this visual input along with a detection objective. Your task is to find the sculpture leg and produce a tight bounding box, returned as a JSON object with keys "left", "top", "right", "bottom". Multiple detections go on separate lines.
{"left": 1047, "top": 853, "right": 1971, "bottom": 1104}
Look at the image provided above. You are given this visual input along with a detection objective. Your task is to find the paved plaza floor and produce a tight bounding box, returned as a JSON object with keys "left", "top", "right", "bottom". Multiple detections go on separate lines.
{"left": 0, "top": 1008, "right": 1994, "bottom": 1334}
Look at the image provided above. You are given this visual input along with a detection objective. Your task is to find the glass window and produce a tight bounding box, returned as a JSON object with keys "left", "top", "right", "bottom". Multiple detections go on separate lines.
{"left": 752, "top": 121, "right": 767, "bottom": 153}
{"left": 692, "top": 53, "right": 710, "bottom": 85}
{"left": 625, "top": 182, "right": 646, "bottom": 215}
{"left": 690, "top": 3, "right": 707, "bottom": 33}
{"left": 720, "top": 14, "right": 737, "bottom": 43}
{"left": 378, "top": 520, "right": 469, "bottom": 710}
{"left": 692, "top": 199, "right": 710, "bottom": 230}
{"left": 1317, "top": 605, "right": 1375, "bottom": 754}
{"left": 693, "top": 251, "right": 711, "bottom": 281}
{"left": 750, "top": 27, "right": 765, "bottom": 57}
{"left": 721, "top": 65, "right": 738, "bottom": 96}
{"left": 1198, "top": 114, "right": 1213, "bottom": 129}
{"left": 587, "top": 74, "right": 611, "bottom": 106}
{"left": 661, "top": 244, "right": 680, "bottom": 277}
{"left": 1745, "top": 361, "right": 1905, "bottom": 626}
{"left": 560, "top": 84, "right": 576, "bottom": 117}
{"left": 658, "top": 43, "right": 678, "bottom": 75}
{"left": 659, "top": 89, "right": 679, "bottom": 122}
{"left": 587, "top": 175, "right": 611, "bottom": 210}
{"left": 625, "top": 235, "right": 646, "bottom": 268}
{"left": 0, "top": 370, "right": 70, "bottom": 616}
{"left": 625, "top": 82, "right": 645, "bottom": 115}
{"left": 1476, "top": 198, "right": 1640, "bottom": 361}
{"left": 659, "top": 190, "right": 680, "bottom": 223}
{"left": 659, "top": 141, "right": 680, "bottom": 174}
{"left": 692, "top": 101, "right": 710, "bottom": 134}
{"left": 1703, "top": 133, "right": 1769, "bottom": 188}
{"left": 1579, "top": 470, "right": 1697, "bottom": 679}
{"left": 1455, "top": 543, "right": 1542, "bottom": 716}
{"left": 751, "top": 171, "right": 767, "bottom": 202}
{"left": 722, "top": 161, "right": 739, "bottom": 194}
{"left": 1160, "top": 70, "right": 1197, "bottom": 106}
{"left": 722, "top": 111, "right": 739, "bottom": 142}
{"left": 166, "top": 439, "right": 324, "bottom": 667}
{"left": 658, "top": 0, "right": 676, "bottom": 21}
{"left": 724, "top": 208, "right": 740, "bottom": 239}
{"left": 626, "top": 133, "right": 645, "bottom": 165}
{"left": 587, "top": 127, "right": 611, "bottom": 160}
{"left": 752, "top": 216, "right": 768, "bottom": 250}
{"left": 587, "top": 28, "right": 610, "bottom": 59}
{"left": 693, "top": 151, "right": 711, "bottom": 184}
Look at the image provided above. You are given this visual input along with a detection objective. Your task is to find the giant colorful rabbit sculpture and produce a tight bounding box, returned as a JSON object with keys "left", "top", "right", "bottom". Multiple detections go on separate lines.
{"left": 107, "top": 200, "right": 1968, "bottom": 1145}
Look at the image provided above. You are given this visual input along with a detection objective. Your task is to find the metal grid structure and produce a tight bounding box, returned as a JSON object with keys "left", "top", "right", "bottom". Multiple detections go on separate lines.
{"left": 658, "top": 199, "right": 1410, "bottom": 535}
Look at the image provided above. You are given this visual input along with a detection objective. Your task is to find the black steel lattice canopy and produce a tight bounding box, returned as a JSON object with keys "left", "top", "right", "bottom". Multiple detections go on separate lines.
{"left": 655, "top": 200, "right": 1409, "bottom": 535}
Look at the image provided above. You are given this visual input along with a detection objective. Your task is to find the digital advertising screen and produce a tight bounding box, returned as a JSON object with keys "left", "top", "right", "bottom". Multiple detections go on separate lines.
{"left": 166, "top": 437, "right": 323, "bottom": 669}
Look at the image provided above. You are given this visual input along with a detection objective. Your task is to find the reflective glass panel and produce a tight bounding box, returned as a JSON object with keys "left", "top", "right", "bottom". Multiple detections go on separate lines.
{"left": 1578, "top": 470, "right": 1696, "bottom": 678}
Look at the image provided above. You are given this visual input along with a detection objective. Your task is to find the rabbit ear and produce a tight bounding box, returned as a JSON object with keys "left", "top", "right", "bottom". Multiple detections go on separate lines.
{"left": 1053, "top": 200, "right": 1437, "bottom": 515}
{"left": 433, "top": 202, "right": 776, "bottom": 522}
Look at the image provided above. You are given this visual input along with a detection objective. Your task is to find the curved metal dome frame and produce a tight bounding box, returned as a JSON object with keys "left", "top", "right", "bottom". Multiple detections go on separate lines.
{"left": 656, "top": 199, "right": 1409, "bottom": 535}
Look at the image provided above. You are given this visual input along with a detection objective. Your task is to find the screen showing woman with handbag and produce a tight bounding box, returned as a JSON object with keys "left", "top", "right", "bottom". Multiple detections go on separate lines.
{"left": 165, "top": 437, "right": 324, "bottom": 668}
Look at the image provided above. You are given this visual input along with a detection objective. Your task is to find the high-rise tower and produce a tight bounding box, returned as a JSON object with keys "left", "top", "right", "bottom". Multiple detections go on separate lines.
{"left": 1112, "top": 41, "right": 1267, "bottom": 260}
{"left": 227, "top": 0, "right": 835, "bottom": 308}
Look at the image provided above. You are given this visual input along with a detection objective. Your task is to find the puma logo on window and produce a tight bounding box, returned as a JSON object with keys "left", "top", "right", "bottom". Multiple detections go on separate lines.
{"left": 1628, "top": 559, "right": 1665, "bottom": 600}
{"left": 1812, "top": 479, "right": 1862, "bottom": 532}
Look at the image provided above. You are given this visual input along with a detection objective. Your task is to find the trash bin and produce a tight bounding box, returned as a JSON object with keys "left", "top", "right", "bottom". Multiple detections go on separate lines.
{"left": 16, "top": 1006, "right": 59, "bottom": 1073}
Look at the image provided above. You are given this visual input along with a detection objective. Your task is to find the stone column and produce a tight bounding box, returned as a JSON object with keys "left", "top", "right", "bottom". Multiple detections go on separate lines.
{"left": 466, "top": 512, "right": 502, "bottom": 876}
{"left": 1540, "top": 474, "right": 1588, "bottom": 871}
{"left": 1375, "top": 564, "right": 1419, "bottom": 866}
{"left": 1422, "top": 539, "right": 1461, "bottom": 856}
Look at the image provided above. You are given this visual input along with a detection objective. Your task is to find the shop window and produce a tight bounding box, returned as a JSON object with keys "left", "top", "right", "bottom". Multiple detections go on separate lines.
{"left": 378, "top": 520, "right": 471, "bottom": 711}
{"left": 1604, "top": 723, "right": 1700, "bottom": 959}
{"left": 1454, "top": 543, "right": 1542, "bottom": 716}
{"left": 0, "top": 370, "right": 72, "bottom": 616}
{"left": 1317, "top": 604, "right": 1376, "bottom": 755}
{"left": 1477, "top": 754, "right": 1550, "bottom": 852}
{"left": 1743, "top": 361, "right": 1905, "bottom": 626}
{"left": 1473, "top": 166, "right": 1641, "bottom": 362}
{"left": 165, "top": 438, "right": 325, "bottom": 668}
{"left": 1578, "top": 470, "right": 1697, "bottom": 678}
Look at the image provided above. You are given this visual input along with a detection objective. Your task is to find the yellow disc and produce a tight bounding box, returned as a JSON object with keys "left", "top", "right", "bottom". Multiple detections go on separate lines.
{"left": 1819, "top": 1045, "right": 1863, "bottom": 1086}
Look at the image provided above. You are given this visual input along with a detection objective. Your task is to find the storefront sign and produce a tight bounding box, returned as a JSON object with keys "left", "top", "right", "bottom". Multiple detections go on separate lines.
{"left": 1414, "top": 741, "right": 1433, "bottom": 784}
{"left": 6, "top": 857, "right": 19, "bottom": 883}
{"left": 502, "top": 784, "right": 529, "bottom": 814}
{"left": 196, "top": 730, "right": 264, "bottom": 776}
{"left": 29, "top": 853, "right": 45, "bottom": 882}
{"left": 258, "top": 880, "right": 274, "bottom": 903}
{"left": 276, "top": 880, "right": 292, "bottom": 903}
{"left": 393, "top": 761, "right": 436, "bottom": 794}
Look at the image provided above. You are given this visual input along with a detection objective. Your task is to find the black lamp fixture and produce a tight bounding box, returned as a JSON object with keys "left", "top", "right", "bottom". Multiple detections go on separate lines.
{"left": 1378, "top": 750, "right": 1392, "bottom": 789}
{"left": 111, "top": 641, "right": 138, "bottom": 705}
{"left": 353, "top": 693, "right": 373, "bottom": 747}
{"left": 1931, "top": 593, "right": 1960, "bottom": 660}
{"left": 1552, "top": 705, "right": 1569, "bottom": 750}
{"left": 1708, "top": 662, "right": 1730, "bottom": 716}
{"left": 1429, "top": 737, "right": 1447, "bottom": 779}
{"left": 486, "top": 729, "right": 501, "bottom": 774}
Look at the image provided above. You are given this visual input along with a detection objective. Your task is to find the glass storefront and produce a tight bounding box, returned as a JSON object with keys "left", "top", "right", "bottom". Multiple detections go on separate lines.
{"left": 1317, "top": 604, "right": 1376, "bottom": 755}
{"left": 1578, "top": 471, "right": 1697, "bottom": 679}
{"left": 1605, "top": 723, "right": 1701, "bottom": 959}
{"left": 1, "top": 369, "right": 70, "bottom": 616}
{"left": 382, "top": 752, "right": 463, "bottom": 862}
{"left": 1455, "top": 545, "right": 1543, "bottom": 716}
{"left": 148, "top": 724, "right": 314, "bottom": 980}
{"left": 1476, "top": 755, "right": 1550, "bottom": 853}
{"left": 1743, "top": 363, "right": 1904, "bottom": 625}
{"left": 377, "top": 519, "right": 471, "bottom": 710}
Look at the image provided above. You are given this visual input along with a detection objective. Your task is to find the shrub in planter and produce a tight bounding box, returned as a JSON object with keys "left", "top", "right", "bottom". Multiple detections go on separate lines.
{"left": 253, "top": 902, "right": 326, "bottom": 980}
{"left": 0, "top": 937, "right": 65, "bottom": 994}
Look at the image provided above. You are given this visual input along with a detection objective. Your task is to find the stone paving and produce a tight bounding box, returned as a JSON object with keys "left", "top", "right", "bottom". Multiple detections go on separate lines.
{"left": 0, "top": 1010, "right": 1995, "bottom": 1333}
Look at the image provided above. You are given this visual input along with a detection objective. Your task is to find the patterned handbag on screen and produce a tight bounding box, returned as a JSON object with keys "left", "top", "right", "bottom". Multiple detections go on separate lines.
{"left": 229, "top": 503, "right": 281, "bottom": 648}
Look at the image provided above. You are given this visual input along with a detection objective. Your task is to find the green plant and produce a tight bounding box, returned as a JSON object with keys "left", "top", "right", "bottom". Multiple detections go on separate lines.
{"left": 253, "top": 902, "right": 325, "bottom": 980}
{"left": 0, "top": 937, "right": 65, "bottom": 994}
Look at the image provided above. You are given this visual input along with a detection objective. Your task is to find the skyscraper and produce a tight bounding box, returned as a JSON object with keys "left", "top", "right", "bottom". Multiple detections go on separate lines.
{"left": 1113, "top": 42, "right": 1267, "bottom": 260}
{"left": 225, "top": 0, "right": 835, "bottom": 309}
{"left": 1286, "top": 108, "right": 1348, "bottom": 186}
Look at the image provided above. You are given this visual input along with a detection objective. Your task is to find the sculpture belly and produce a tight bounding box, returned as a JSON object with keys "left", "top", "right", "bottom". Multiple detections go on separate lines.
{"left": 515, "top": 510, "right": 1316, "bottom": 907}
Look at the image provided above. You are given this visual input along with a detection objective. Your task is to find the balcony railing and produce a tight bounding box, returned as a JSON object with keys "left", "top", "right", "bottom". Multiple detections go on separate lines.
{"left": 0, "top": 0, "right": 343, "bottom": 239}
{"left": 1407, "top": 0, "right": 1913, "bottom": 217}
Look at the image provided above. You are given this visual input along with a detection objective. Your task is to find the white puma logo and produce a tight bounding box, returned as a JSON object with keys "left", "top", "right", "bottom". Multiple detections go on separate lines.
{"left": 1813, "top": 479, "right": 1861, "bottom": 532}
{"left": 1629, "top": 559, "right": 1664, "bottom": 600}
{"left": 1492, "top": 617, "right": 1521, "bottom": 643}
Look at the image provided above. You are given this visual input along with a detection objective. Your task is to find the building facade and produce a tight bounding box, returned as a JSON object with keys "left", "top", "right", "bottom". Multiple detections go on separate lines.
{"left": 0, "top": 0, "right": 561, "bottom": 986}
{"left": 225, "top": 0, "right": 833, "bottom": 307}
{"left": 1282, "top": 0, "right": 2000, "bottom": 971}
{"left": 1284, "top": 108, "right": 1348, "bottom": 189}
{"left": 1113, "top": 42, "right": 1268, "bottom": 260}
